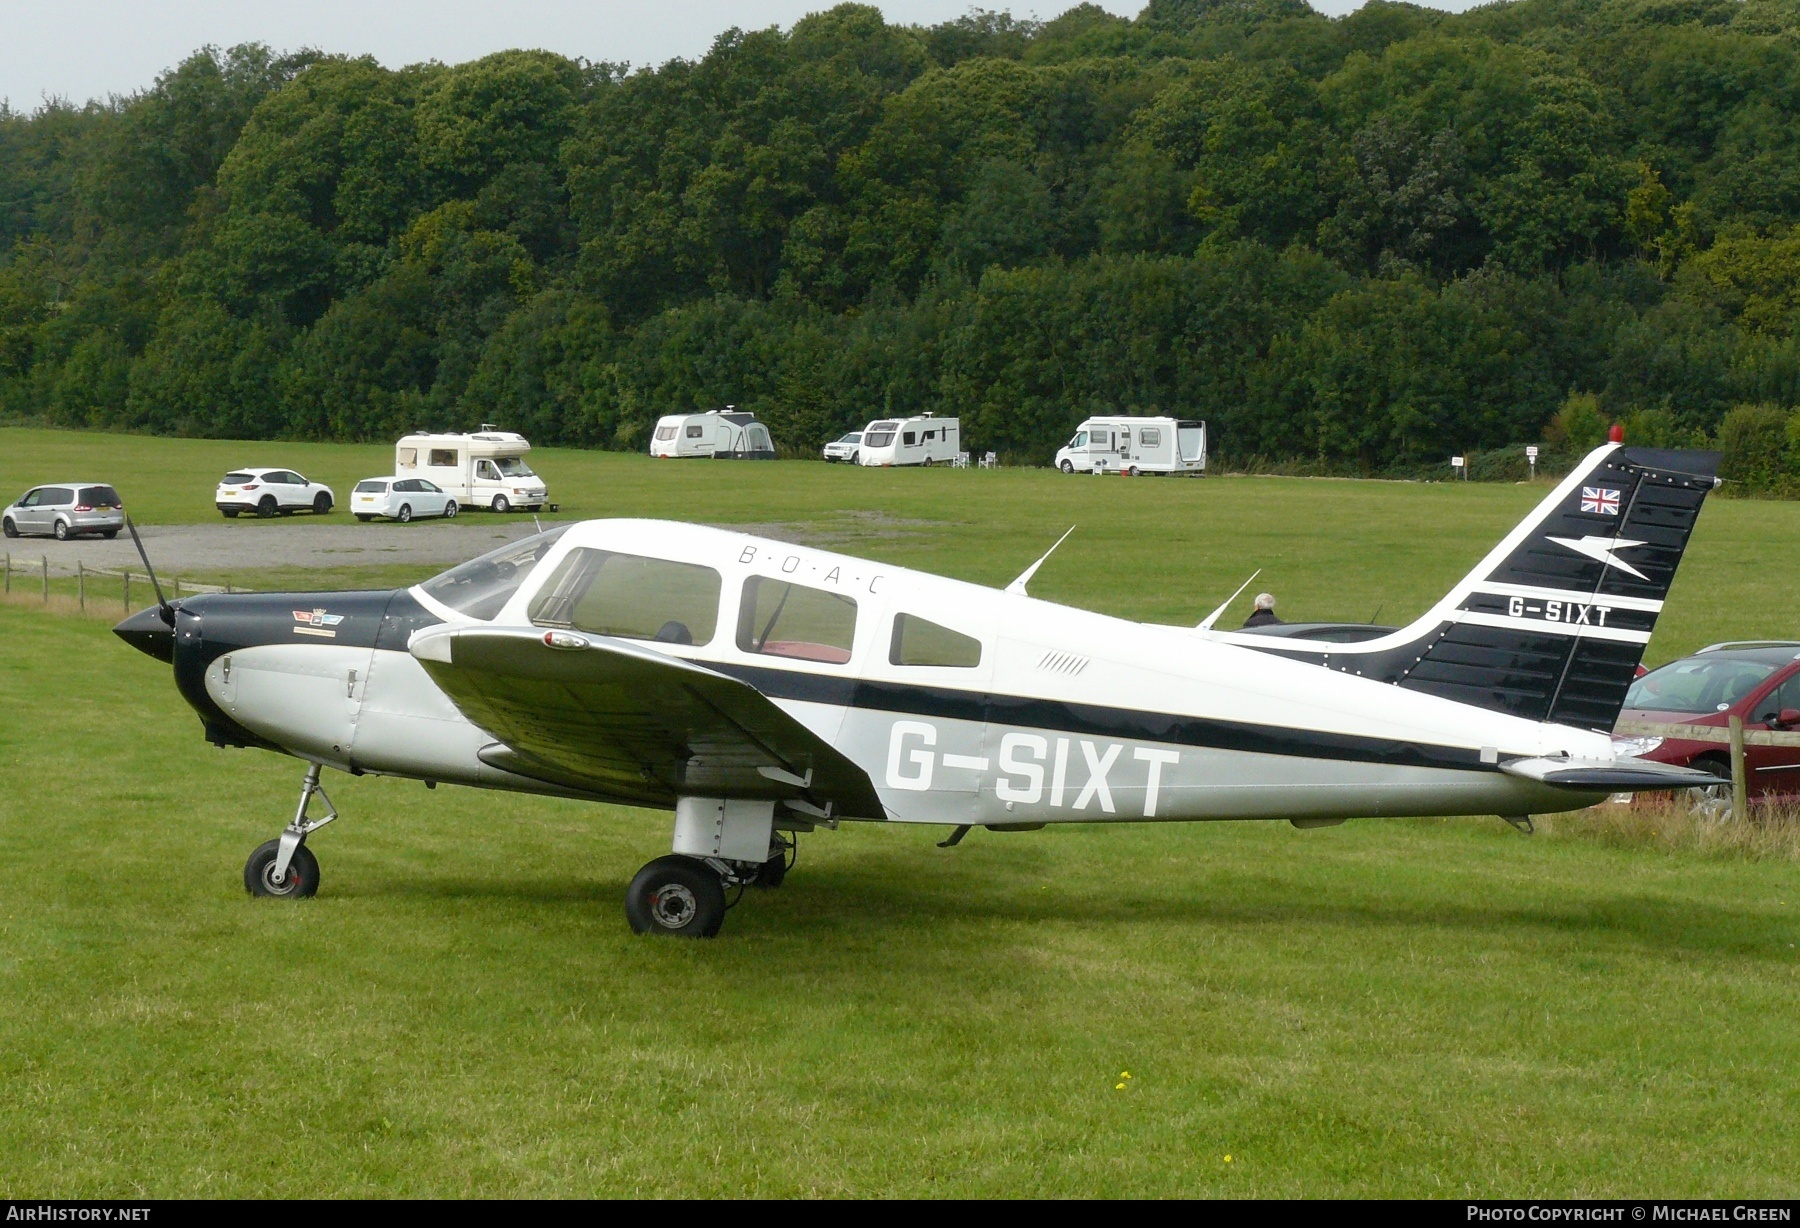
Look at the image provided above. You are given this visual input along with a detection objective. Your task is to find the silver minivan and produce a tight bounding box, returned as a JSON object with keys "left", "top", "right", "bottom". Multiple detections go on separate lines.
{"left": 2, "top": 483, "right": 126, "bottom": 540}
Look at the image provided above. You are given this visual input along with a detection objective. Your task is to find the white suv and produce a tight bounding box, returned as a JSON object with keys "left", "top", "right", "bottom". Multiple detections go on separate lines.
{"left": 215, "top": 469, "right": 335, "bottom": 519}
{"left": 822, "top": 431, "right": 864, "bottom": 463}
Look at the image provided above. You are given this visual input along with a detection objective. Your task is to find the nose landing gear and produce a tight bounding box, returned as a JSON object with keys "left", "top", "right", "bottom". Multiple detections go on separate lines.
{"left": 246, "top": 763, "right": 338, "bottom": 899}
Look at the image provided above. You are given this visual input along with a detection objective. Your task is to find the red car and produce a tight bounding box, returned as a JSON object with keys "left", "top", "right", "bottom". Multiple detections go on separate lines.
{"left": 1615, "top": 642, "right": 1800, "bottom": 801}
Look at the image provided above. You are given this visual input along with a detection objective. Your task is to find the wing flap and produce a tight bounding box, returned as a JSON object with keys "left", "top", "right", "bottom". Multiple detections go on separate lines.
{"left": 411, "top": 625, "right": 884, "bottom": 817}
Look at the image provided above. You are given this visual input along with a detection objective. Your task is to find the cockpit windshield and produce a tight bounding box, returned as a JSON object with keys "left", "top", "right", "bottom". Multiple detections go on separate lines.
{"left": 417, "top": 526, "right": 568, "bottom": 620}
{"left": 494, "top": 456, "right": 536, "bottom": 477}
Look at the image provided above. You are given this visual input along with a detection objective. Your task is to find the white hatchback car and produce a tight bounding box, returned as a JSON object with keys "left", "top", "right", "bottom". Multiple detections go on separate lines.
{"left": 216, "top": 468, "right": 335, "bottom": 518}
{"left": 352, "top": 476, "right": 458, "bottom": 523}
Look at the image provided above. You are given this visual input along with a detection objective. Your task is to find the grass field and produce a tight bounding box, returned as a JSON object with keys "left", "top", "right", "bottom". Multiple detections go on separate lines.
{"left": 2, "top": 427, "right": 1799, "bottom": 1196}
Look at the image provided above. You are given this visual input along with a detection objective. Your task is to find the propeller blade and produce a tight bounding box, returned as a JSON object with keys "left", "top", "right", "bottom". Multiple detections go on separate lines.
{"left": 125, "top": 516, "right": 172, "bottom": 620}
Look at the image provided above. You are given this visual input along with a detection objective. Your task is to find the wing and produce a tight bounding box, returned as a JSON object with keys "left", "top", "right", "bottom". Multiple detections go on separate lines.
{"left": 410, "top": 624, "right": 885, "bottom": 819}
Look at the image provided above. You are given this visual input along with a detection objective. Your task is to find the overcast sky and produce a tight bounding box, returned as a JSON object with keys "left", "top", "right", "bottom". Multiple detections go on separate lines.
{"left": 0, "top": 1, "right": 1489, "bottom": 110}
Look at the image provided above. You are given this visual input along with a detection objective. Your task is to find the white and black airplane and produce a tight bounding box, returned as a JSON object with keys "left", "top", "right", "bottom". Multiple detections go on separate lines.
{"left": 117, "top": 442, "right": 1723, "bottom": 936}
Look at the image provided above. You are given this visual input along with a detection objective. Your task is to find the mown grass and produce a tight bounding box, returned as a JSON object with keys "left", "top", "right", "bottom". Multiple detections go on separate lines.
{"left": 1, "top": 606, "right": 1797, "bottom": 1197}
{"left": 2, "top": 426, "right": 1799, "bottom": 1196}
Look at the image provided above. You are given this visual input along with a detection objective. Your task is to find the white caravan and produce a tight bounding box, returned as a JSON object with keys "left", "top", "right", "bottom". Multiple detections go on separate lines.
{"left": 650, "top": 409, "right": 777, "bottom": 459}
{"left": 1055, "top": 417, "right": 1206, "bottom": 476}
{"left": 857, "top": 415, "right": 960, "bottom": 467}
{"left": 395, "top": 429, "right": 550, "bottom": 513}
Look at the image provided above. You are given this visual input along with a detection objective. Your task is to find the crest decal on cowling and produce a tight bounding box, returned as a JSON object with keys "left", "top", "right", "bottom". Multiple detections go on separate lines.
{"left": 293, "top": 609, "right": 345, "bottom": 637}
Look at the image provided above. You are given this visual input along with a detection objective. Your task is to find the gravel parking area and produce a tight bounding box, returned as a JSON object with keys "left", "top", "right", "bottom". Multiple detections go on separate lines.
{"left": 4, "top": 520, "right": 548, "bottom": 579}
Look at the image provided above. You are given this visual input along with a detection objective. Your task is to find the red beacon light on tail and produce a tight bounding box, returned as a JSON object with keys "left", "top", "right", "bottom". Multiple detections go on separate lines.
{"left": 1609, "top": 423, "right": 1625, "bottom": 443}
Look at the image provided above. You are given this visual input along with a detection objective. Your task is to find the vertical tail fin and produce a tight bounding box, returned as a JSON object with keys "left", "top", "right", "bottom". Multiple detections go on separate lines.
{"left": 1235, "top": 444, "right": 1722, "bottom": 731}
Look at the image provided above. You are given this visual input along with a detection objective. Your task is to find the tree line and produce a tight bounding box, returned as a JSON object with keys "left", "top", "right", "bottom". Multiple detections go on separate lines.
{"left": 5, "top": 0, "right": 1800, "bottom": 474}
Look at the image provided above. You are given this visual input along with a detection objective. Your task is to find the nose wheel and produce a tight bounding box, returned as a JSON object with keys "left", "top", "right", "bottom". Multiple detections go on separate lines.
{"left": 246, "top": 763, "right": 337, "bottom": 900}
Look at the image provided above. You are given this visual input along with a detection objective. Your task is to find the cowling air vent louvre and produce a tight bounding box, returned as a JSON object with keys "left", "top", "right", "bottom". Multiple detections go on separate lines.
{"left": 1037, "top": 650, "right": 1089, "bottom": 676}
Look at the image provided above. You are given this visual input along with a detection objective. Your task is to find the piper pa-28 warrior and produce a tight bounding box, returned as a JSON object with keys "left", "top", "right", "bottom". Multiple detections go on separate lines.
{"left": 117, "top": 443, "right": 1724, "bottom": 937}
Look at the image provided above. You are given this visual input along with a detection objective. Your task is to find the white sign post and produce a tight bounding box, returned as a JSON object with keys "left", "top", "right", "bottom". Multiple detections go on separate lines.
{"left": 1451, "top": 456, "right": 1466, "bottom": 482}
{"left": 1526, "top": 445, "right": 1539, "bottom": 480}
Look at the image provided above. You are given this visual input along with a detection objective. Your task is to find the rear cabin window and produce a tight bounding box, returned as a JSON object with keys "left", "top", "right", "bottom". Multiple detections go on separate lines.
{"left": 685, "top": 425, "right": 704, "bottom": 439}
{"left": 890, "top": 614, "right": 982, "bottom": 668}
{"left": 428, "top": 449, "right": 458, "bottom": 467}
{"left": 738, "top": 576, "right": 857, "bottom": 664}
{"left": 41, "top": 487, "right": 73, "bottom": 505}
{"left": 529, "top": 549, "right": 721, "bottom": 646}
{"left": 354, "top": 480, "right": 387, "bottom": 493}
{"left": 79, "top": 486, "right": 121, "bottom": 507}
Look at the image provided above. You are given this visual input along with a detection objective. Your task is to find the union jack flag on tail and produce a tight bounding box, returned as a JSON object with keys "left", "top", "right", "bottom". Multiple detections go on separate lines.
{"left": 1580, "top": 486, "right": 1620, "bottom": 515}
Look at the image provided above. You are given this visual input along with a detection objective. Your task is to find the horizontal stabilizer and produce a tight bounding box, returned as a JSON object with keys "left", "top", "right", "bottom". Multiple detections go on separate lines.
{"left": 1499, "top": 756, "right": 1721, "bottom": 790}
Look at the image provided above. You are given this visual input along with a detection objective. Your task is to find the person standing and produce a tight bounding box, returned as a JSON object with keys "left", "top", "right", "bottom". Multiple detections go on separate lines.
{"left": 1243, "top": 592, "right": 1282, "bottom": 628}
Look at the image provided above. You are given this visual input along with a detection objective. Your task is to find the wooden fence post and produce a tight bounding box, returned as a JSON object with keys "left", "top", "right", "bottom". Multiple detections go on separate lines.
{"left": 77, "top": 561, "right": 84, "bottom": 611}
{"left": 1728, "top": 714, "right": 1749, "bottom": 821}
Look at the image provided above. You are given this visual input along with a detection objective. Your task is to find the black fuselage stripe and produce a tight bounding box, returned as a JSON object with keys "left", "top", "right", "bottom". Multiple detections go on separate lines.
{"left": 710, "top": 662, "right": 1491, "bottom": 773}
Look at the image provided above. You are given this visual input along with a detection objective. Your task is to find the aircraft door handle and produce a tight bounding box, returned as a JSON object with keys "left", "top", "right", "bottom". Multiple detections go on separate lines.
{"left": 347, "top": 668, "right": 358, "bottom": 699}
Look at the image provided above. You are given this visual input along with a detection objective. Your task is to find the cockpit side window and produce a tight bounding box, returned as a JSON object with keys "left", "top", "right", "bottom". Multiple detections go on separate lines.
{"left": 737, "top": 576, "right": 857, "bottom": 664}
{"left": 889, "top": 613, "right": 982, "bottom": 668}
{"left": 418, "top": 526, "right": 569, "bottom": 621}
{"left": 529, "top": 548, "right": 721, "bottom": 646}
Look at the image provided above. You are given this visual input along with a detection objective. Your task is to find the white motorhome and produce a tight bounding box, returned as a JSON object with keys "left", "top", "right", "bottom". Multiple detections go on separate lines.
{"left": 650, "top": 409, "right": 777, "bottom": 459}
{"left": 856, "top": 415, "right": 960, "bottom": 467}
{"left": 1055, "top": 416, "right": 1206, "bottom": 476}
{"left": 395, "top": 428, "right": 551, "bottom": 512}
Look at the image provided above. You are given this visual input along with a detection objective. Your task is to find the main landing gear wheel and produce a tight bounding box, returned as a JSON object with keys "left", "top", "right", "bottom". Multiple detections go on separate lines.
{"left": 626, "top": 855, "right": 726, "bottom": 937}
{"left": 245, "top": 839, "right": 320, "bottom": 898}
{"left": 492, "top": 494, "right": 511, "bottom": 514}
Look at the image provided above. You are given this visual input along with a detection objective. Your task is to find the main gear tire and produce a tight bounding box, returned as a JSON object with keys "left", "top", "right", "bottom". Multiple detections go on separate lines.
{"left": 625, "top": 855, "right": 726, "bottom": 937}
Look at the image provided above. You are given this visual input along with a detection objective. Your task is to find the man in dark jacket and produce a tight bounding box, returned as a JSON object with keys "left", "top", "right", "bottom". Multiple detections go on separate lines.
{"left": 1243, "top": 592, "right": 1282, "bottom": 628}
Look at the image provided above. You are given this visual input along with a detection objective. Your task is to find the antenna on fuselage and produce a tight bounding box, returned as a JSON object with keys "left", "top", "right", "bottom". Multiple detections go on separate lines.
{"left": 1196, "top": 569, "right": 1261, "bottom": 631}
{"left": 1005, "top": 526, "right": 1075, "bottom": 596}
{"left": 125, "top": 516, "right": 173, "bottom": 624}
